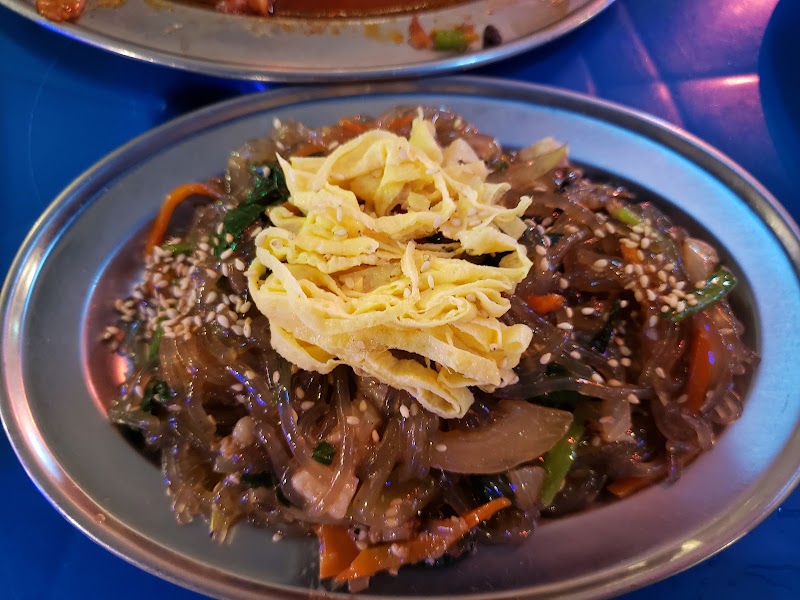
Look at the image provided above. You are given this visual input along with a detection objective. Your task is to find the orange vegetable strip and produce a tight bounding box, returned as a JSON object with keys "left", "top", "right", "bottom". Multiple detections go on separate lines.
{"left": 292, "top": 141, "right": 329, "bottom": 157}
{"left": 314, "top": 525, "right": 361, "bottom": 580}
{"left": 607, "top": 474, "right": 664, "bottom": 499}
{"left": 144, "top": 183, "right": 223, "bottom": 256}
{"left": 338, "top": 117, "right": 371, "bottom": 136}
{"left": 384, "top": 114, "right": 415, "bottom": 134}
{"left": 620, "top": 243, "right": 641, "bottom": 264}
{"left": 525, "top": 293, "right": 565, "bottom": 315}
{"left": 685, "top": 320, "right": 715, "bottom": 414}
{"left": 333, "top": 497, "right": 511, "bottom": 583}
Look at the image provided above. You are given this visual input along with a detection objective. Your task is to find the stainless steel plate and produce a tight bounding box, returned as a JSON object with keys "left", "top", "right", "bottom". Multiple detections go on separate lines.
{"left": 2, "top": 78, "right": 800, "bottom": 599}
{"left": 0, "top": 0, "right": 613, "bottom": 81}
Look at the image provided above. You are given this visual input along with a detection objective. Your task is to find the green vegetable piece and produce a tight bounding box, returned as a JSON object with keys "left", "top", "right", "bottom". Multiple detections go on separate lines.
{"left": 141, "top": 378, "right": 171, "bottom": 413}
{"left": 241, "top": 471, "right": 276, "bottom": 488}
{"left": 610, "top": 205, "right": 642, "bottom": 226}
{"left": 312, "top": 441, "right": 336, "bottom": 466}
{"left": 162, "top": 242, "right": 194, "bottom": 255}
{"left": 666, "top": 267, "right": 737, "bottom": 322}
{"left": 215, "top": 163, "right": 289, "bottom": 256}
{"left": 540, "top": 417, "right": 585, "bottom": 507}
{"left": 147, "top": 326, "right": 164, "bottom": 364}
{"left": 590, "top": 301, "right": 622, "bottom": 353}
{"left": 433, "top": 28, "right": 471, "bottom": 52}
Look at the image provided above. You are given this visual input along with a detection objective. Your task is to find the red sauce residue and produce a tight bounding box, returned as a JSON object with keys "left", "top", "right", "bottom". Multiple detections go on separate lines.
{"left": 213, "top": 0, "right": 466, "bottom": 18}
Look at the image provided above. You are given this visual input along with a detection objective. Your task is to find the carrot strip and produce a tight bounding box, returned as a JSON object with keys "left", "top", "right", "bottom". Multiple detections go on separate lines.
{"left": 314, "top": 525, "right": 361, "bottom": 580}
{"left": 333, "top": 497, "right": 510, "bottom": 583}
{"left": 384, "top": 114, "right": 415, "bottom": 134}
{"left": 620, "top": 243, "right": 641, "bottom": 264}
{"left": 607, "top": 474, "right": 664, "bottom": 499}
{"left": 292, "top": 141, "right": 329, "bottom": 157}
{"left": 526, "top": 293, "right": 565, "bottom": 315}
{"left": 338, "top": 117, "right": 371, "bottom": 136}
{"left": 144, "top": 183, "right": 223, "bottom": 256}
{"left": 685, "top": 321, "right": 714, "bottom": 414}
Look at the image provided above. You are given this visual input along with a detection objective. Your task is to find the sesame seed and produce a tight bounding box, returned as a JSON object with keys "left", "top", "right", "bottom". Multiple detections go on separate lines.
{"left": 570, "top": 350, "right": 581, "bottom": 360}
{"left": 655, "top": 367, "right": 666, "bottom": 379}
{"left": 451, "top": 218, "right": 462, "bottom": 227}
{"left": 427, "top": 274, "right": 435, "bottom": 289}
{"left": 231, "top": 383, "right": 244, "bottom": 392}
{"left": 646, "top": 289, "right": 657, "bottom": 301}
{"left": 359, "top": 400, "right": 368, "bottom": 412}
{"left": 626, "top": 394, "right": 640, "bottom": 405}
{"left": 399, "top": 404, "right": 410, "bottom": 419}
{"left": 640, "top": 237, "right": 651, "bottom": 249}
{"left": 535, "top": 245, "right": 547, "bottom": 256}
{"left": 346, "top": 415, "right": 360, "bottom": 425}
{"left": 619, "top": 300, "right": 629, "bottom": 308}
{"left": 272, "top": 532, "right": 283, "bottom": 542}
{"left": 466, "top": 293, "right": 476, "bottom": 302}
{"left": 295, "top": 387, "right": 305, "bottom": 399}
{"left": 435, "top": 443, "right": 447, "bottom": 452}
{"left": 336, "top": 206, "right": 343, "bottom": 222}
{"left": 639, "top": 275, "right": 650, "bottom": 287}
{"left": 539, "top": 352, "right": 552, "bottom": 365}
{"left": 661, "top": 305, "right": 671, "bottom": 313}
{"left": 636, "top": 250, "right": 645, "bottom": 261}
{"left": 620, "top": 346, "right": 632, "bottom": 357}
{"left": 605, "top": 221, "right": 617, "bottom": 234}
{"left": 411, "top": 404, "right": 419, "bottom": 416}
{"left": 581, "top": 306, "right": 595, "bottom": 315}
{"left": 565, "top": 307, "right": 574, "bottom": 318}
{"left": 624, "top": 264, "right": 635, "bottom": 275}
{"left": 593, "top": 259, "right": 609, "bottom": 269}
{"left": 608, "top": 358, "right": 619, "bottom": 367}
{"left": 540, "top": 257, "right": 550, "bottom": 270}
{"left": 559, "top": 278, "right": 569, "bottom": 290}
{"left": 333, "top": 227, "right": 347, "bottom": 237}
{"left": 648, "top": 315, "right": 658, "bottom": 327}
{"left": 231, "top": 325, "right": 244, "bottom": 336}
{"left": 220, "top": 248, "right": 234, "bottom": 260}
{"left": 629, "top": 232, "right": 641, "bottom": 242}
{"left": 420, "top": 260, "right": 431, "bottom": 273}
{"left": 590, "top": 373, "right": 604, "bottom": 384}
{"left": 371, "top": 429, "right": 380, "bottom": 443}
{"left": 621, "top": 357, "right": 632, "bottom": 367}
{"left": 234, "top": 258, "right": 246, "bottom": 272}
{"left": 599, "top": 416, "right": 614, "bottom": 425}
{"left": 677, "top": 394, "right": 689, "bottom": 404}
{"left": 676, "top": 300, "right": 687, "bottom": 312}
{"left": 403, "top": 287, "right": 411, "bottom": 298}
{"left": 221, "top": 263, "right": 230, "bottom": 277}
{"left": 695, "top": 280, "right": 706, "bottom": 289}
{"left": 557, "top": 322, "right": 573, "bottom": 330}
{"left": 217, "top": 314, "right": 230, "bottom": 329}
{"left": 245, "top": 369, "right": 256, "bottom": 380}
{"left": 608, "top": 379, "right": 622, "bottom": 387}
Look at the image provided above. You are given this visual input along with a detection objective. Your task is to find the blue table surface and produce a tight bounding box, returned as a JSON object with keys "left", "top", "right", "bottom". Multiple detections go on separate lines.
{"left": 2, "top": 0, "right": 799, "bottom": 598}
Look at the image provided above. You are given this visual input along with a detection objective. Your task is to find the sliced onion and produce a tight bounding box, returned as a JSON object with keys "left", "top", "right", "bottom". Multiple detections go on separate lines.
{"left": 430, "top": 400, "right": 572, "bottom": 474}
{"left": 506, "top": 465, "right": 546, "bottom": 512}
{"left": 683, "top": 237, "right": 719, "bottom": 282}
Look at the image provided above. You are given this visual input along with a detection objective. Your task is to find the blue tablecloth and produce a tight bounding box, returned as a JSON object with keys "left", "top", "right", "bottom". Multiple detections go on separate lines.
{"left": 1, "top": 0, "right": 798, "bottom": 597}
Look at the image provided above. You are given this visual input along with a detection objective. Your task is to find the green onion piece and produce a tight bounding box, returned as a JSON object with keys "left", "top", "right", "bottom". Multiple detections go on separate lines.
{"left": 241, "top": 471, "right": 276, "bottom": 488}
{"left": 312, "top": 441, "right": 336, "bottom": 466}
{"left": 432, "top": 28, "right": 471, "bottom": 52}
{"left": 610, "top": 205, "right": 642, "bottom": 226}
{"left": 666, "top": 267, "right": 737, "bottom": 322}
{"left": 146, "top": 326, "right": 164, "bottom": 364}
{"left": 140, "top": 377, "right": 171, "bottom": 413}
{"left": 540, "top": 417, "right": 585, "bottom": 507}
{"left": 161, "top": 242, "right": 194, "bottom": 255}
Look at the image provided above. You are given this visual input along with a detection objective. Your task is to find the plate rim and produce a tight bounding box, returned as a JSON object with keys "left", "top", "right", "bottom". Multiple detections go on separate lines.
{"left": 2, "top": 76, "right": 800, "bottom": 599}
{"left": 0, "top": 0, "right": 615, "bottom": 81}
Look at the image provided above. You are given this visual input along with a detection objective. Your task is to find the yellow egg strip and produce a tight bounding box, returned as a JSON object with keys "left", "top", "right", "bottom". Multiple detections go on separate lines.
{"left": 248, "top": 118, "right": 534, "bottom": 418}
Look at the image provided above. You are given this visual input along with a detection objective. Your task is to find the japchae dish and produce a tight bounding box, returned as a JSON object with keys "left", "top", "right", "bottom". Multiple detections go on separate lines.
{"left": 103, "top": 107, "right": 757, "bottom": 591}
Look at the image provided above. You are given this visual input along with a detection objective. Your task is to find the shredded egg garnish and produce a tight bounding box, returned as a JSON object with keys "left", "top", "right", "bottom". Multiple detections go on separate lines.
{"left": 248, "top": 118, "right": 534, "bottom": 418}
